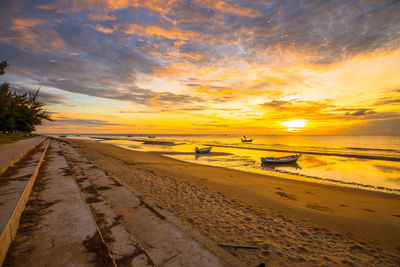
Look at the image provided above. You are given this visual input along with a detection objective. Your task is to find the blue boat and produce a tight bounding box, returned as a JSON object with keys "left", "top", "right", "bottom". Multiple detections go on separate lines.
{"left": 195, "top": 147, "right": 212, "bottom": 154}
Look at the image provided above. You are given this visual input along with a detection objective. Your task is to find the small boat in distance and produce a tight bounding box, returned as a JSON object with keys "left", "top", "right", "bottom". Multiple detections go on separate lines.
{"left": 127, "top": 135, "right": 133, "bottom": 137}
{"left": 261, "top": 154, "right": 301, "bottom": 164}
{"left": 58, "top": 135, "right": 66, "bottom": 137}
{"left": 148, "top": 136, "right": 155, "bottom": 138}
{"left": 241, "top": 136, "right": 253, "bottom": 143}
{"left": 195, "top": 147, "right": 212, "bottom": 154}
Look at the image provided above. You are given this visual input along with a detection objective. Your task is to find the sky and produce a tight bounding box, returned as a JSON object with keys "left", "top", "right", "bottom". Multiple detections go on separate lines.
{"left": 1, "top": 0, "right": 400, "bottom": 135}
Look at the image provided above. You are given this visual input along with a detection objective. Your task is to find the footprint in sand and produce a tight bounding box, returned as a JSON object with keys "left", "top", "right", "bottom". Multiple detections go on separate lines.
{"left": 339, "top": 204, "right": 348, "bottom": 207}
{"left": 275, "top": 191, "right": 298, "bottom": 201}
{"left": 392, "top": 214, "right": 400, "bottom": 218}
{"left": 306, "top": 203, "right": 334, "bottom": 213}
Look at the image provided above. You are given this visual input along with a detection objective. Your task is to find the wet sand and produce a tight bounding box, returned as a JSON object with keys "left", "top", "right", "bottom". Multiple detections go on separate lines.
{"left": 68, "top": 139, "right": 400, "bottom": 266}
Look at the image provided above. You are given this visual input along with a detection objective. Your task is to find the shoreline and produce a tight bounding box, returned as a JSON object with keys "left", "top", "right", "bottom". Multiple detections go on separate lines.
{"left": 67, "top": 139, "right": 400, "bottom": 265}
{"left": 77, "top": 136, "right": 400, "bottom": 194}
{"left": 164, "top": 152, "right": 400, "bottom": 196}
{"left": 84, "top": 135, "right": 400, "bottom": 162}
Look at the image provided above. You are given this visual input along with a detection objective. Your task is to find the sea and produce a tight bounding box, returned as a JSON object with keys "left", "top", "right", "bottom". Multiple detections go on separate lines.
{"left": 61, "top": 134, "right": 400, "bottom": 194}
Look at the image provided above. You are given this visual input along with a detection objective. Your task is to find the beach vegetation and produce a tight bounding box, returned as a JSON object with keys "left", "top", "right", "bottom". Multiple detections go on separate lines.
{"left": 0, "top": 133, "right": 37, "bottom": 144}
{"left": 0, "top": 61, "right": 53, "bottom": 135}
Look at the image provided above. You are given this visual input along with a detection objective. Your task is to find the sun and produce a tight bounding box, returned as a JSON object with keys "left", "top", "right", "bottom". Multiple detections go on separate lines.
{"left": 282, "top": 119, "right": 307, "bottom": 132}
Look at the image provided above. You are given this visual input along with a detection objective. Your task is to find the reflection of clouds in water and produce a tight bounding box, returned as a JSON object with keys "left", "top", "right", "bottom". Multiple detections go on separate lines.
{"left": 301, "top": 155, "right": 333, "bottom": 168}
{"left": 374, "top": 165, "right": 400, "bottom": 173}
{"left": 386, "top": 177, "right": 400, "bottom": 184}
{"left": 195, "top": 154, "right": 255, "bottom": 168}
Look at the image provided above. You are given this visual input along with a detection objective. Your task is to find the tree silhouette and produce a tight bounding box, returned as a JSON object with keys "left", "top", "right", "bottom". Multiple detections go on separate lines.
{"left": 0, "top": 61, "right": 53, "bottom": 134}
{"left": 0, "top": 61, "right": 8, "bottom": 75}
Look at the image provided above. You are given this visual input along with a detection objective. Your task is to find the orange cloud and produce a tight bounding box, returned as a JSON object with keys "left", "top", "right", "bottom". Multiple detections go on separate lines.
{"left": 196, "top": 0, "right": 261, "bottom": 18}
{"left": 125, "top": 24, "right": 187, "bottom": 40}
{"left": 95, "top": 25, "right": 115, "bottom": 34}
{"left": 12, "top": 18, "right": 47, "bottom": 27}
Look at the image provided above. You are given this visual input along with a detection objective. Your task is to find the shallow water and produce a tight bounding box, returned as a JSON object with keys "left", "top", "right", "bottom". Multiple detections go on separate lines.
{"left": 63, "top": 134, "right": 400, "bottom": 193}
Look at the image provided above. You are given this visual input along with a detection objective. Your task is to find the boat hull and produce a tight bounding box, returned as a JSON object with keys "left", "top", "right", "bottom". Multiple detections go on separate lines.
{"left": 261, "top": 154, "right": 301, "bottom": 163}
{"left": 195, "top": 147, "right": 212, "bottom": 154}
{"left": 241, "top": 139, "right": 253, "bottom": 143}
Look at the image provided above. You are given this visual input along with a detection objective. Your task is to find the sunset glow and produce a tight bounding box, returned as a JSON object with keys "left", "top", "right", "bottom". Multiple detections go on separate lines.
{"left": 282, "top": 120, "right": 307, "bottom": 132}
{"left": 1, "top": 0, "right": 399, "bottom": 135}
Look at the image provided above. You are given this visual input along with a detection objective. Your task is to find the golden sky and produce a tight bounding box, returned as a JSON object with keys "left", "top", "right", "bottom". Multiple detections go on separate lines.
{"left": 1, "top": 0, "right": 400, "bottom": 134}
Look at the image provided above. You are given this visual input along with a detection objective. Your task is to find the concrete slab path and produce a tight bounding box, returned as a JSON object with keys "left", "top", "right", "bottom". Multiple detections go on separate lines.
{"left": 0, "top": 136, "right": 44, "bottom": 175}
{"left": 60, "top": 140, "right": 244, "bottom": 267}
{"left": 0, "top": 141, "right": 47, "bottom": 237}
{"left": 4, "top": 141, "right": 114, "bottom": 266}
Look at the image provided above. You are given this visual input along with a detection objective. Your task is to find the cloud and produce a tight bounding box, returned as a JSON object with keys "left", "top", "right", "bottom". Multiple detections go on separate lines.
{"left": 43, "top": 77, "right": 200, "bottom": 107}
{"left": 343, "top": 109, "right": 378, "bottom": 116}
{"left": 53, "top": 118, "right": 133, "bottom": 127}
{"left": 1, "top": 0, "right": 400, "bottom": 135}
{"left": 259, "top": 100, "right": 291, "bottom": 109}
{"left": 192, "top": 123, "right": 229, "bottom": 127}
{"left": 10, "top": 86, "right": 67, "bottom": 104}
{"left": 344, "top": 118, "right": 400, "bottom": 135}
{"left": 5, "top": 0, "right": 398, "bottom": 74}
{"left": 259, "top": 99, "right": 333, "bottom": 112}
{"left": 118, "top": 110, "right": 156, "bottom": 113}
{"left": 374, "top": 97, "right": 400, "bottom": 106}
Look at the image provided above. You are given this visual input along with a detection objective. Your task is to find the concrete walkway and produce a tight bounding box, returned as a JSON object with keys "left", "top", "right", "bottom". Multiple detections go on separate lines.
{"left": 0, "top": 136, "right": 44, "bottom": 175}
{"left": 0, "top": 140, "right": 49, "bottom": 265}
{"left": 60, "top": 140, "right": 244, "bottom": 267}
{"left": 4, "top": 141, "right": 114, "bottom": 266}
{"left": 2, "top": 139, "right": 244, "bottom": 266}
{"left": 0, "top": 141, "right": 47, "bottom": 239}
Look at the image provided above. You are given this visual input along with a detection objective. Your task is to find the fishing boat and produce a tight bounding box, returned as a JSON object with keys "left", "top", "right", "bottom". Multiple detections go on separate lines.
{"left": 195, "top": 147, "right": 212, "bottom": 154}
{"left": 241, "top": 138, "right": 253, "bottom": 143}
{"left": 148, "top": 136, "right": 155, "bottom": 138}
{"left": 261, "top": 154, "right": 301, "bottom": 163}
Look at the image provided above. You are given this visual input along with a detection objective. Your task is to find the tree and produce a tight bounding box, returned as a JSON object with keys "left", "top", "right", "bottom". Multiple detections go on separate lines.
{"left": 0, "top": 61, "right": 53, "bottom": 134}
{"left": 0, "top": 61, "right": 8, "bottom": 75}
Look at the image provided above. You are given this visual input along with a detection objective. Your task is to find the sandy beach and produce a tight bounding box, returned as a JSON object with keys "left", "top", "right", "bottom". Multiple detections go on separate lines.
{"left": 61, "top": 139, "right": 400, "bottom": 266}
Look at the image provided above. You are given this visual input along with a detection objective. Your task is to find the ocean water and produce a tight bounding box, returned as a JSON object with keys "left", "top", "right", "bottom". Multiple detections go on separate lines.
{"left": 63, "top": 134, "right": 400, "bottom": 194}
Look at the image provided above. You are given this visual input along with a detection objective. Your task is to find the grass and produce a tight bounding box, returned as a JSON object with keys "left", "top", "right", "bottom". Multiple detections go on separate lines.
{"left": 0, "top": 134, "right": 37, "bottom": 144}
